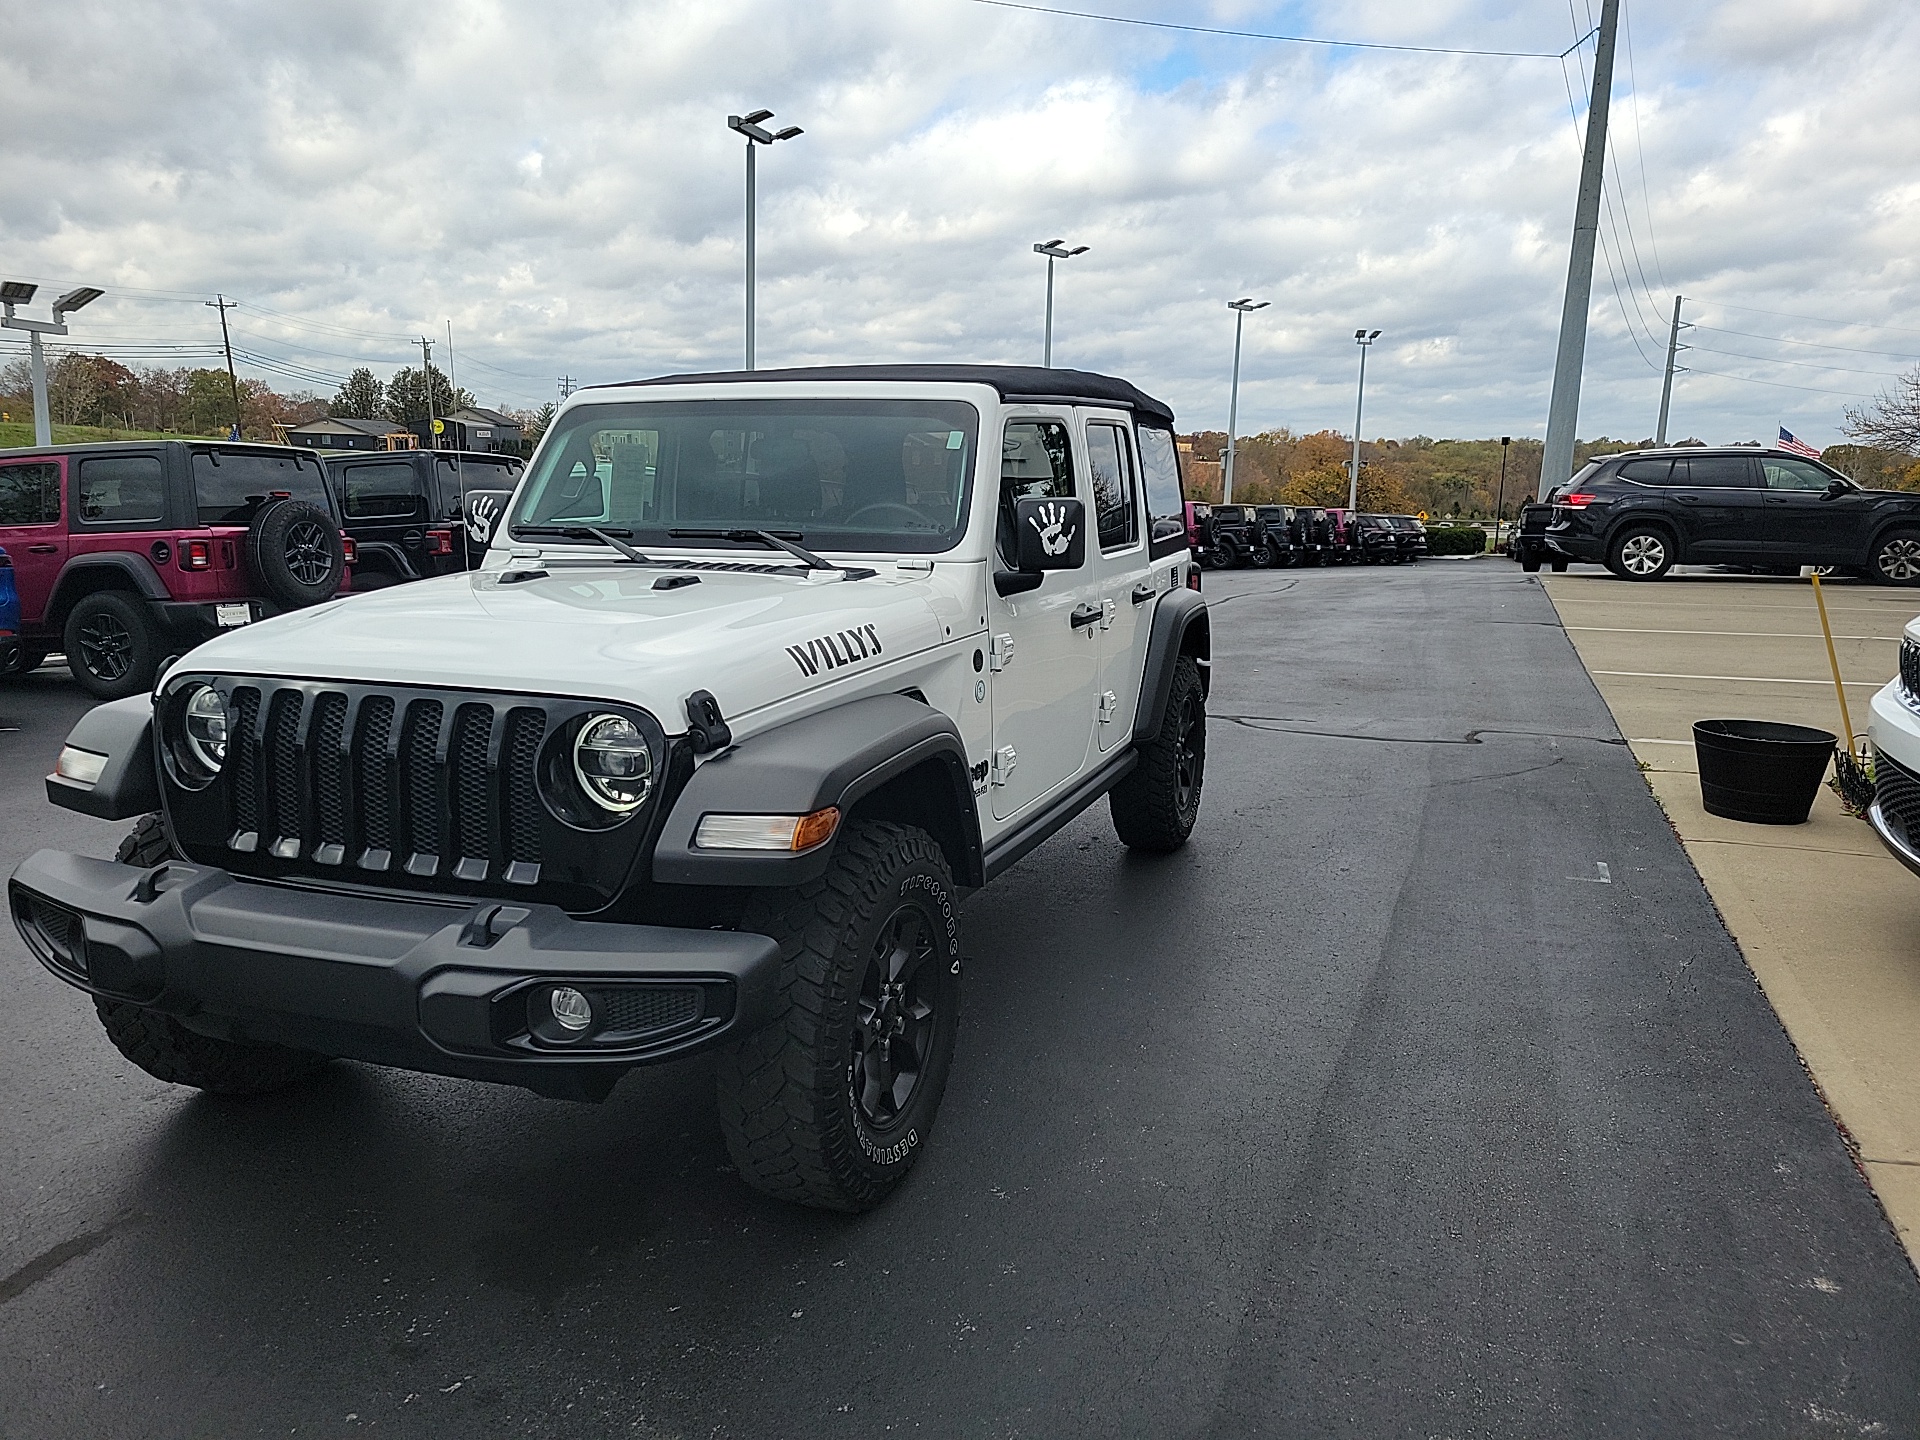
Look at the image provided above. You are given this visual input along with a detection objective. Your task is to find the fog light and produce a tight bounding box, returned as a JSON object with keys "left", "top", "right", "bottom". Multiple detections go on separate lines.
{"left": 550, "top": 985, "right": 593, "bottom": 1033}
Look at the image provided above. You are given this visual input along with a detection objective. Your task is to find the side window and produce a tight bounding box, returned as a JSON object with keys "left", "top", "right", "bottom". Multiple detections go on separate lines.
{"left": 1086, "top": 422, "right": 1138, "bottom": 551}
{"left": 999, "top": 420, "right": 1074, "bottom": 566}
{"left": 76, "top": 455, "right": 165, "bottom": 524}
{"left": 1136, "top": 426, "right": 1185, "bottom": 544}
{"left": 1762, "top": 458, "right": 1834, "bottom": 491}
{"left": 0, "top": 461, "right": 61, "bottom": 525}
{"left": 1680, "top": 455, "right": 1760, "bottom": 489}
{"left": 1618, "top": 459, "right": 1673, "bottom": 484}
{"left": 340, "top": 462, "right": 424, "bottom": 519}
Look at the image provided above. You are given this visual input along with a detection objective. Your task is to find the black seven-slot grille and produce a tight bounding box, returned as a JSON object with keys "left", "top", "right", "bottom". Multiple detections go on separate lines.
{"left": 1876, "top": 749, "right": 1920, "bottom": 845}
{"left": 162, "top": 676, "right": 666, "bottom": 910}
{"left": 1900, "top": 637, "right": 1920, "bottom": 701}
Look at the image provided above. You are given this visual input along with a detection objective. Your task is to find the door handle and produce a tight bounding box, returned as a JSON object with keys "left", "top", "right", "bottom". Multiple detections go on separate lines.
{"left": 1675, "top": 494, "right": 1701, "bottom": 505}
{"left": 1069, "top": 603, "right": 1101, "bottom": 630}
{"left": 1130, "top": 583, "right": 1156, "bottom": 605}
{"left": 26, "top": 543, "right": 58, "bottom": 554}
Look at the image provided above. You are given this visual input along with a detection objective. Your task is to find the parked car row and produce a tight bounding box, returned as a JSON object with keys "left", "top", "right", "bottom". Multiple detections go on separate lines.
{"left": 0, "top": 439, "right": 522, "bottom": 697}
{"left": 1184, "top": 502, "right": 1428, "bottom": 568}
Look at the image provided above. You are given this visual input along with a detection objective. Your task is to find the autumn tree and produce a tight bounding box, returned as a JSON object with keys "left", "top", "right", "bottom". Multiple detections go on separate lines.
{"left": 331, "top": 367, "right": 385, "bottom": 418}
{"left": 1844, "top": 367, "right": 1920, "bottom": 453}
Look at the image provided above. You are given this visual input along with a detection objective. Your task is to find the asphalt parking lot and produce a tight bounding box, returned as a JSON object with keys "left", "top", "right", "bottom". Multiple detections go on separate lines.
{"left": 4, "top": 563, "right": 1919, "bottom": 1438}
{"left": 1545, "top": 565, "right": 1920, "bottom": 1265}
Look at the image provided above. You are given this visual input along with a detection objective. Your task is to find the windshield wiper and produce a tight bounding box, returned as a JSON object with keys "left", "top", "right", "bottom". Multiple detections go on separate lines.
{"left": 509, "top": 524, "right": 655, "bottom": 564}
{"left": 667, "top": 528, "right": 874, "bottom": 579}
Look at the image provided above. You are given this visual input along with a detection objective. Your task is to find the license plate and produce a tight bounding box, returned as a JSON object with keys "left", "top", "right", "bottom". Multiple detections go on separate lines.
{"left": 216, "top": 604, "right": 252, "bottom": 627}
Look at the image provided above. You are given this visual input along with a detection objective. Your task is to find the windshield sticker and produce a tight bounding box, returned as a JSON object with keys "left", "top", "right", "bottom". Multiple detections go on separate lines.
{"left": 786, "top": 623, "right": 883, "bottom": 677}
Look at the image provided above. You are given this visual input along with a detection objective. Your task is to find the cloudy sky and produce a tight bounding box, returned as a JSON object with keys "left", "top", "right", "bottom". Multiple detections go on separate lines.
{"left": 2, "top": 0, "right": 1917, "bottom": 447}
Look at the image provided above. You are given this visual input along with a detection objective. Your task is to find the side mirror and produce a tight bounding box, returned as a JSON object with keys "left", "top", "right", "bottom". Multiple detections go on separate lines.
{"left": 1013, "top": 496, "right": 1085, "bottom": 572}
{"left": 1824, "top": 479, "right": 1851, "bottom": 499}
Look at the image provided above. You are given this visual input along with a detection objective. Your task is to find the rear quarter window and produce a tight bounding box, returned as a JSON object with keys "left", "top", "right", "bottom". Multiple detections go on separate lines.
{"left": 0, "top": 460, "right": 62, "bottom": 525}
{"left": 77, "top": 455, "right": 166, "bottom": 524}
{"left": 1136, "top": 425, "right": 1186, "bottom": 548}
{"left": 191, "top": 450, "right": 332, "bottom": 524}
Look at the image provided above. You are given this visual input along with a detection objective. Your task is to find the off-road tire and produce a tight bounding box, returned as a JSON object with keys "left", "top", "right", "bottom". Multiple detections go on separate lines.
{"left": 1551, "top": 559, "right": 1569, "bottom": 572}
{"left": 1214, "top": 534, "right": 1241, "bottom": 569}
{"left": 1868, "top": 529, "right": 1920, "bottom": 586}
{"left": 94, "top": 815, "right": 331, "bottom": 1095}
{"left": 247, "top": 498, "right": 344, "bottom": 608}
{"left": 1249, "top": 541, "right": 1274, "bottom": 568}
{"left": 64, "top": 591, "right": 159, "bottom": 700}
{"left": 1607, "top": 524, "right": 1675, "bottom": 581}
{"left": 1109, "top": 654, "right": 1206, "bottom": 852}
{"left": 715, "top": 820, "right": 964, "bottom": 1212}
{"left": 1521, "top": 556, "right": 1542, "bottom": 573}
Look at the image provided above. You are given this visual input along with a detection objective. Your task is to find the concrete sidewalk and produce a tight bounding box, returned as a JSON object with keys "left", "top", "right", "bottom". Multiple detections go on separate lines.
{"left": 1544, "top": 567, "right": 1920, "bottom": 1265}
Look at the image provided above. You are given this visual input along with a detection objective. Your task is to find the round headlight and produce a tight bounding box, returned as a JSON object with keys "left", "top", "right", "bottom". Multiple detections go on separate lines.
{"left": 572, "top": 714, "right": 652, "bottom": 812}
{"left": 182, "top": 685, "right": 231, "bottom": 776}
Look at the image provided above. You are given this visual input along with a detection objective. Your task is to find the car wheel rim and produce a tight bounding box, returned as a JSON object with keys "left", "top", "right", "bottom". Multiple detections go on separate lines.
{"left": 849, "top": 901, "right": 942, "bottom": 1133}
{"left": 1621, "top": 534, "right": 1665, "bottom": 575}
{"left": 78, "top": 613, "right": 133, "bottom": 681}
{"left": 1175, "top": 689, "right": 1205, "bottom": 815}
{"left": 1879, "top": 539, "right": 1920, "bottom": 580}
{"left": 285, "top": 520, "right": 335, "bottom": 587}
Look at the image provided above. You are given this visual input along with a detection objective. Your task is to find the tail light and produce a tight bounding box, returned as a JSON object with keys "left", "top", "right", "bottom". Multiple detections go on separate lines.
{"left": 181, "top": 539, "right": 211, "bottom": 571}
{"left": 1560, "top": 493, "right": 1598, "bottom": 508}
{"left": 1187, "top": 565, "right": 1202, "bottom": 592}
{"left": 424, "top": 529, "right": 453, "bottom": 557}
{"left": 341, "top": 535, "right": 357, "bottom": 565}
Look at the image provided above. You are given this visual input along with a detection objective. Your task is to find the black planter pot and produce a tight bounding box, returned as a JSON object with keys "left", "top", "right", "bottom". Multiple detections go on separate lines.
{"left": 1692, "top": 719, "right": 1836, "bottom": 825}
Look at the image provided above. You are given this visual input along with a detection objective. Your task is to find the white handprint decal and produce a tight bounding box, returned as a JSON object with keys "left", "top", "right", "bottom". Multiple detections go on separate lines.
{"left": 465, "top": 493, "right": 501, "bottom": 545}
{"left": 1028, "top": 501, "right": 1076, "bottom": 558}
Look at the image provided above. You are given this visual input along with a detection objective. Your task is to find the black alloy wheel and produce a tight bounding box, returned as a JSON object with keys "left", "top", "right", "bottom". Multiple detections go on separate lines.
{"left": 1173, "top": 684, "right": 1204, "bottom": 819}
{"left": 283, "top": 517, "right": 336, "bottom": 588}
{"left": 851, "top": 902, "right": 948, "bottom": 1132}
{"left": 77, "top": 610, "right": 134, "bottom": 681}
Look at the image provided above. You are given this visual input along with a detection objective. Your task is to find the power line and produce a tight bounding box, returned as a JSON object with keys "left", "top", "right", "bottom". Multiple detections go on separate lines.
{"left": 1687, "top": 297, "right": 1920, "bottom": 337}
{"left": 1619, "top": 0, "right": 1667, "bottom": 289}
{"left": 1689, "top": 324, "right": 1920, "bottom": 362}
{"left": 963, "top": 0, "right": 1585, "bottom": 57}
{"left": 1683, "top": 342, "right": 1903, "bottom": 379}
{"left": 1681, "top": 367, "right": 1875, "bottom": 398}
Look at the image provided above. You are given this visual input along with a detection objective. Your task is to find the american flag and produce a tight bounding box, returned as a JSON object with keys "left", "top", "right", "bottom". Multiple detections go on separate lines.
{"left": 1778, "top": 426, "right": 1822, "bottom": 459}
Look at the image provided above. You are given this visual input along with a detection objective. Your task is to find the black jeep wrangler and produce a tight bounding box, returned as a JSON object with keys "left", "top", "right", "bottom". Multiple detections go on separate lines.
{"left": 323, "top": 449, "right": 523, "bottom": 590}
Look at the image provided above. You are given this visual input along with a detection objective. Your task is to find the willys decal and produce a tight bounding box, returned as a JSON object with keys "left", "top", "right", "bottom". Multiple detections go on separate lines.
{"left": 786, "top": 624, "right": 883, "bottom": 677}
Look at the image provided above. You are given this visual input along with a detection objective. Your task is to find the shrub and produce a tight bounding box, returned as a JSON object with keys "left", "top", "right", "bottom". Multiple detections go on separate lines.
{"left": 1425, "top": 525, "right": 1487, "bottom": 556}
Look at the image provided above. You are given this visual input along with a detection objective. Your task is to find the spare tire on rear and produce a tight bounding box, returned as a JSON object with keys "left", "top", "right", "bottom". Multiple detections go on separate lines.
{"left": 247, "top": 498, "right": 344, "bottom": 608}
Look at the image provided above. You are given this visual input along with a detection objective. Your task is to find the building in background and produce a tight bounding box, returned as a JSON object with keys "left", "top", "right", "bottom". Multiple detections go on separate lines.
{"left": 410, "top": 407, "right": 525, "bottom": 454}
{"left": 282, "top": 416, "right": 418, "bottom": 451}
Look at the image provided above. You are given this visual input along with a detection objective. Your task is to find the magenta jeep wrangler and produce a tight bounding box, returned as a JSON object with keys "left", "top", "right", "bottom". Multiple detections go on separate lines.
{"left": 0, "top": 441, "right": 352, "bottom": 699}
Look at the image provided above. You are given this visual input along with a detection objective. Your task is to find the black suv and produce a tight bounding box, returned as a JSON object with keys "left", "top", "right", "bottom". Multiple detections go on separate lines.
{"left": 1354, "top": 513, "right": 1401, "bottom": 562}
{"left": 1544, "top": 446, "right": 1920, "bottom": 583}
{"left": 322, "top": 449, "right": 522, "bottom": 589}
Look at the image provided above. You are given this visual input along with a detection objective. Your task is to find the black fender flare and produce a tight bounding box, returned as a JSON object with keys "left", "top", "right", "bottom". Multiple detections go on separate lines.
{"left": 348, "top": 539, "right": 422, "bottom": 581}
{"left": 44, "top": 695, "right": 161, "bottom": 820}
{"left": 47, "top": 552, "right": 169, "bottom": 628}
{"left": 1132, "top": 588, "right": 1210, "bottom": 744}
{"left": 652, "top": 693, "right": 984, "bottom": 888}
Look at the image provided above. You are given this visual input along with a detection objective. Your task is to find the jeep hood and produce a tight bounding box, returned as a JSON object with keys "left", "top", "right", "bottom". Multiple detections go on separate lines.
{"left": 179, "top": 565, "right": 952, "bottom": 730}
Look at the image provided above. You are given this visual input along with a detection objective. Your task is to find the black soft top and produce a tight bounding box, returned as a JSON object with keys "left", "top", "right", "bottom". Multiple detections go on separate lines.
{"left": 598, "top": 364, "right": 1177, "bottom": 427}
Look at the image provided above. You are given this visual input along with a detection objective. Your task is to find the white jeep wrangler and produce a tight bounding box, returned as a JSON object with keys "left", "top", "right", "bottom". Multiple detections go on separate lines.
{"left": 10, "top": 364, "right": 1210, "bottom": 1211}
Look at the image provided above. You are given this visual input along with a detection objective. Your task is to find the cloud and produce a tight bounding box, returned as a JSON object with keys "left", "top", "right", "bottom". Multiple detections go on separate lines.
{"left": 1, "top": 0, "right": 1917, "bottom": 448}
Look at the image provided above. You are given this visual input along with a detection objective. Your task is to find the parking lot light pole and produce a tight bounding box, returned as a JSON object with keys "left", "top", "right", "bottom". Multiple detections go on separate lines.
{"left": 1223, "top": 298, "right": 1268, "bottom": 505}
{"left": 1, "top": 281, "right": 103, "bottom": 446}
{"left": 728, "top": 110, "right": 803, "bottom": 372}
{"left": 1493, "top": 435, "right": 1512, "bottom": 551}
{"left": 1033, "top": 240, "right": 1088, "bottom": 368}
{"left": 1348, "top": 329, "right": 1381, "bottom": 512}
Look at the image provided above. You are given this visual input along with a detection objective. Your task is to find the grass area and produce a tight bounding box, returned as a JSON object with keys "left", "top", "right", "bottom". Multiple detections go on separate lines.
{"left": 0, "top": 420, "right": 223, "bottom": 450}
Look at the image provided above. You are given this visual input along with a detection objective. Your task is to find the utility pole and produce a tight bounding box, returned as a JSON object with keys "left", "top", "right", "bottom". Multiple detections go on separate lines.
{"left": 1349, "top": 329, "right": 1381, "bottom": 512}
{"left": 1537, "top": 0, "right": 1620, "bottom": 499}
{"left": 1493, "top": 436, "right": 1512, "bottom": 551}
{"left": 1656, "top": 295, "right": 1687, "bottom": 445}
{"left": 206, "top": 294, "right": 242, "bottom": 439}
{"left": 1222, "top": 298, "right": 1268, "bottom": 505}
{"left": 557, "top": 376, "right": 576, "bottom": 399}
{"left": 417, "top": 337, "right": 437, "bottom": 450}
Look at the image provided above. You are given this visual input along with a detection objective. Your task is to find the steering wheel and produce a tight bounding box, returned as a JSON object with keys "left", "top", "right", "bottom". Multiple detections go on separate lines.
{"left": 844, "top": 502, "right": 931, "bottom": 528}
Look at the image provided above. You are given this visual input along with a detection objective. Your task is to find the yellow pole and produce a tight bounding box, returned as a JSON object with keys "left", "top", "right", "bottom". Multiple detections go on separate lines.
{"left": 1810, "top": 572, "right": 1855, "bottom": 749}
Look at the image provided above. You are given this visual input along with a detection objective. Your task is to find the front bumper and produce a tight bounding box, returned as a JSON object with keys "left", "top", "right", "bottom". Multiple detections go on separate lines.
{"left": 1868, "top": 679, "right": 1920, "bottom": 879}
{"left": 9, "top": 850, "right": 783, "bottom": 1100}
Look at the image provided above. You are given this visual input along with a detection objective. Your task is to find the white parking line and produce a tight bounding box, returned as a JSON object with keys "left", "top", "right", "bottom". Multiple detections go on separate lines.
{"left": 1592, "top": 670, "right": 1881, "bottom": 686}
{"left": 1566, "top": 627, "right": 1902, "bottom": 641}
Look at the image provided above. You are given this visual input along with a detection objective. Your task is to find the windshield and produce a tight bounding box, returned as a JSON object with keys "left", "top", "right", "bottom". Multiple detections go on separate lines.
{"left": 510, "top": 399, "right": 979, "bottom": 554}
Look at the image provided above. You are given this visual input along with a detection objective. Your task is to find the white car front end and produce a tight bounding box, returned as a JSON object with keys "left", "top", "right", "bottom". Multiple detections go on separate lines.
{"left": 1866, "top": 616, "right": 1920, "bottom": 875}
